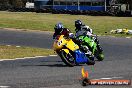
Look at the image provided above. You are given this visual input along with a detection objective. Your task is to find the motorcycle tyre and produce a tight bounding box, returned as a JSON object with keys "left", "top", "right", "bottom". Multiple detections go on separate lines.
{"left": 59, "top": 50, "right": 76, "bottom": 67}
{"left": 96, "top": 51, "right": 104, "bottom": 61}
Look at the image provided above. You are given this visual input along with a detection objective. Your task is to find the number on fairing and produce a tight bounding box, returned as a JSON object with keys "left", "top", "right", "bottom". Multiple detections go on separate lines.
{"left": 57, "top": 39, "right": 63, "bottom": 46}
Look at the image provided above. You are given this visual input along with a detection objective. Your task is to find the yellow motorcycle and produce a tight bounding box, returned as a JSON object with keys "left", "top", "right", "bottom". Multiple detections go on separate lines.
{"left": 53, "top": 35, "right": 95, "bottom": 67}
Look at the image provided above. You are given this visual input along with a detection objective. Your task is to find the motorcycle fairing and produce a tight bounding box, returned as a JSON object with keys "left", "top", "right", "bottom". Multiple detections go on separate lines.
{"left": 65, "top": 39, "right": 79, "bottom": 51}
{"left": 53, "top": 35, "right": 79, "bottom": 51}
{"left": 79, "top": 35, "right": 97, "bottom": 53}
{"left": 62, "top": 49, "right": 69, "bottom": 54}
{"left": 74, "top": 50, "right": 88, "bottom": 64}
{"left": 61, "top": 39, "right": 79, "bottom": 54}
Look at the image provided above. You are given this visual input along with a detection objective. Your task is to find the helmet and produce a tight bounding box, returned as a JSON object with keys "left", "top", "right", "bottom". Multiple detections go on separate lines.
{"left": 75, "top": 20, "right": 82, "bottom": 31}
{"left": 54, "top": 23, "right": 64, "bottom": 33}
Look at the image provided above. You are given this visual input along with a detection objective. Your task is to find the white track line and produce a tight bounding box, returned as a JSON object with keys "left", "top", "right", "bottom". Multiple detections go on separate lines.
{"left": 49, "top": 55, "right": 58, "bottom": 57}
{"left": 24, "top": 57, "right": 36, "bottom": 59}
{"left": 15, "top": 58, "right": 27, "bottom": 60}
{"left": 0, "top": 59, "right": 15, "bottom": 61}
{"left": 0, "top": 86, "right": 10, "bottom": 88}
{"left": 0, "top": 55, "right": 57, "bottom": 62}
{"left": 35, "top": 56, "right": 47, "bottom": 58}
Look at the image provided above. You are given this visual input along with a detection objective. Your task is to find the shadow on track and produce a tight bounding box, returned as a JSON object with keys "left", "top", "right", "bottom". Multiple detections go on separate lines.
{"left": 21, "top": 63, "right": 68, "bottom": 67}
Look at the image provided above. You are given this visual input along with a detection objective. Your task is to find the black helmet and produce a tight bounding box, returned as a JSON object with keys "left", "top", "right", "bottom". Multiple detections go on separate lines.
{"left": 75, "top": 20, "right": 82, "bottom": 31}
{"left": 54, "top": 23, "right": 64, "bottom": 33}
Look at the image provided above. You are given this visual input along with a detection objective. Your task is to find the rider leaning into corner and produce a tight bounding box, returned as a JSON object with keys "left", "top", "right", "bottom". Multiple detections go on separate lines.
{"left": 53, "top": 22, "right": 86, "bottom": 48}
{"left": 74, "top": 20, "right": 103, "bottom": 53}
{"left": 53, "top": 22, "right": 95, "bottom": 65}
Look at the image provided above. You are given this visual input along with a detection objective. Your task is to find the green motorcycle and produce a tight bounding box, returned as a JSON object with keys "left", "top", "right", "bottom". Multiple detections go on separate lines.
{"left": 77, "top": 35, "right": 104, "bottom": 61}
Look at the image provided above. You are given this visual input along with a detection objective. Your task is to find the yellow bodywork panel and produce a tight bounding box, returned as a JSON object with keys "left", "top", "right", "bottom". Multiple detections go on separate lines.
{"left": 62, "top": 49, "right": 69, "bottom": 54}
{"left": 53, "top": 35, "right": 79, "bottom": 52}
{"left": 65, "top": 39, "right": 79, "bottom": 51}
{"left": 53, "top": 35, "right": 67, "bottom": 51}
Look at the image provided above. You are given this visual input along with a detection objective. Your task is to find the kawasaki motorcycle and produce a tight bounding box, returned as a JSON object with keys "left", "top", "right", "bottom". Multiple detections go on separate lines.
{"left": 77, "top": 35, "right": 104, "bottom": 61}
{"left": 53, "top": 35, "right": 95, "bottom": 67}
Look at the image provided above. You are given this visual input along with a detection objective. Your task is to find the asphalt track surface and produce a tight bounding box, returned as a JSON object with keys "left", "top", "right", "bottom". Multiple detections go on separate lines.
{"left": 0, "top": 29, "right": 132, "bottom": 88}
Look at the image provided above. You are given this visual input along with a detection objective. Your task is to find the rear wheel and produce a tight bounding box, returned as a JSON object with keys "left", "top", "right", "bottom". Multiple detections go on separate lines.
{"left": 59, "top": 50, "right": 76, "bottom": 67}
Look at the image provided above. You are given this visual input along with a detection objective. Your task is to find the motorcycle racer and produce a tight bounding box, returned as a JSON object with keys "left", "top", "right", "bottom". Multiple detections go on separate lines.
{"left": 75, "top": 20, "right": 103, "bottom": 52}
{"left": 53, "top": 22, "right": 95, "bottom": 65}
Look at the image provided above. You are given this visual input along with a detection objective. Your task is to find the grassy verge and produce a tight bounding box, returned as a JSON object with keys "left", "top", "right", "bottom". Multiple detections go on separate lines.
{"left": 0, "top": 11, "right": 132, "bottom": 37}
{"left": 0, "top": 45, "right": 55, "bottom": 59}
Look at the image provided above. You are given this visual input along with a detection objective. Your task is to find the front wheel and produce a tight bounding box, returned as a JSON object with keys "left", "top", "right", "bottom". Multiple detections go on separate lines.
{"left": 96, "top": 52, "right": 104, "bottom": 61}
{"left": 59, "top": 50, "right": 76, "bottom": 67}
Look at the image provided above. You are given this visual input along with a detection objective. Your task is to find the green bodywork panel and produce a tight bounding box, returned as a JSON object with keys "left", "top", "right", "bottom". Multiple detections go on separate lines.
{"left": 78, "top": 35, "right": 97, "bottom": 54}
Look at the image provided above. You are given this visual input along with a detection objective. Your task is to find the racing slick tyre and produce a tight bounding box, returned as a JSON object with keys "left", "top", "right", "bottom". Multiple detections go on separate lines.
{"left": 59, "top": 50, "right": 76, "bottom": 67}
{"left": 96, "top": 52, "right": 104, "bottom": 61}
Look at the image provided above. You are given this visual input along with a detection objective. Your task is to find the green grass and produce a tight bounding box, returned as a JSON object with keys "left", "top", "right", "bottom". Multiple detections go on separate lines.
{"left": 0, "top": 45, "right": 55, "bottom": 59}
{"left": 0, "top": 11, "right": 132, "bottom": 37}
